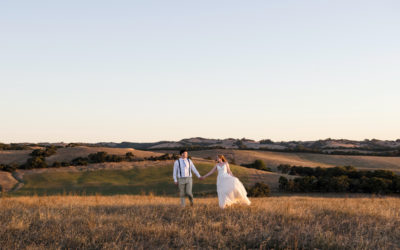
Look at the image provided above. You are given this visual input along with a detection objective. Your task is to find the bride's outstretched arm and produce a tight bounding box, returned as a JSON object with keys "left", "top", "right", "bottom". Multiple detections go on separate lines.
{"left": 202, "top": 165, "right": 217, "bottom": 179}
{"left": 226, "top": 163, "right": 234, "bottom": 176}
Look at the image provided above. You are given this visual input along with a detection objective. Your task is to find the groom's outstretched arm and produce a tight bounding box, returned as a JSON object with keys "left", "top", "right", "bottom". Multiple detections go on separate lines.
{"left": 190, "top": 161, "right": 201, "bottom": 178}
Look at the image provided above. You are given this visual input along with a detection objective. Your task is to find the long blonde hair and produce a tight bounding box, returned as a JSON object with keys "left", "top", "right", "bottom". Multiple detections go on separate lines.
{"left": 217, "top": 154, "right": 228, "bottom": 163}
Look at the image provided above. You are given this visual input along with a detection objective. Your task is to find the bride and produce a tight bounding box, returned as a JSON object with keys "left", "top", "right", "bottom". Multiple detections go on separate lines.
{"left": 201, "top": 154, "right": 251, "bottom": 209}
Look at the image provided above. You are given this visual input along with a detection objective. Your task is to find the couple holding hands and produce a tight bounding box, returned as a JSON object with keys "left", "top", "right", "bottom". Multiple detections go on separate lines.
{"left": 173, "top": 149, "right": 251, "bottom": 208}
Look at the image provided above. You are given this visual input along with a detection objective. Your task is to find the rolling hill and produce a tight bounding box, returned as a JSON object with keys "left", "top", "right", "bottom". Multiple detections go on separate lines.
{"left": 157, "top": 149, "right": 400, "bottom": 173}
{"left": 1, "top": 145, "right": 400, "bottom": 196}
{"left": 10, "top": 159, "right": 288, "bottom": 196}
{"left": 4, "top": 137, "right": 400, "bottom": 154}
{"left": 0, "top": 146, "right": 162, "bottom": 165}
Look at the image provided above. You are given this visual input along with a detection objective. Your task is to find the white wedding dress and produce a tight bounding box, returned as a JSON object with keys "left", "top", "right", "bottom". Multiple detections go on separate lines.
{"left": 217, "top": 163, "right": 251, "bottom": 209}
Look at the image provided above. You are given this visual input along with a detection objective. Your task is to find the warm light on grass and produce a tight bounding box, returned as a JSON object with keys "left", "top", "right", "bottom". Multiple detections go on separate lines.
{"left": 0, "top": 195, "right": 398, "bottom": 248}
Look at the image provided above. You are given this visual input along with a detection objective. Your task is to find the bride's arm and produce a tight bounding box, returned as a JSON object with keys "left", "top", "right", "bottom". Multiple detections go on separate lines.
{"left": 202, "top": 165, "right": 217, "bottom": 179}
{"left": 226, "top": 163, "right": 234, "bottom": 176}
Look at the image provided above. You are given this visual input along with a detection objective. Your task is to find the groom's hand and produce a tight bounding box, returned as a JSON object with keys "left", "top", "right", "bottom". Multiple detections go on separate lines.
{"left": 174, "top": 182, "right": 178, "bottom": 185}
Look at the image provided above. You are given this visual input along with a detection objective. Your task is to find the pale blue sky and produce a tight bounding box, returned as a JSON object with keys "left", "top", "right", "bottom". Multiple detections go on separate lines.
{"left": 1, "top": 0, "right": 399, "bottom": 143}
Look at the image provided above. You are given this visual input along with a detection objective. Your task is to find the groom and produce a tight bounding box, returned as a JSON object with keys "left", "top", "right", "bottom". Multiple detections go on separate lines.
{"left": 173, "top": 149, "right": 202, "bottom": 207}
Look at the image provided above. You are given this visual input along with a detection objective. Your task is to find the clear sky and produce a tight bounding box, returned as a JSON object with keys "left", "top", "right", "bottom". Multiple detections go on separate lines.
{"left": 1, "top": 0, "right": 399, "bottom": 143}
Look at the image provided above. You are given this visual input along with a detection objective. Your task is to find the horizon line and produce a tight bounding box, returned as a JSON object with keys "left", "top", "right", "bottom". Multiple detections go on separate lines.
{"left": 2, "top": 136, "right": 400, "bottom": 145}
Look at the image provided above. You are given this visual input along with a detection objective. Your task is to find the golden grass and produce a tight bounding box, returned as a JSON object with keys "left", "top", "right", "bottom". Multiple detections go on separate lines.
{"left": 0, "top": 195, "right": 399, "bottom": 249}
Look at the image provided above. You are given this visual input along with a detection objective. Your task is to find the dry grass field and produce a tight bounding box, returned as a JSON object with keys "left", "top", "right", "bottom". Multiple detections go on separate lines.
{"left": 0, "top": 195, "right": 399, "bottom": 249}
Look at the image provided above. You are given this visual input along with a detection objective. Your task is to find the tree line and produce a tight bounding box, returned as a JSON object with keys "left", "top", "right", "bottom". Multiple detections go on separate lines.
{"left": 0, "top": 148, "right": 178, "bottom": 172}
{"left": 0, "top": 143, "right": 31, "bottom": 150}
{"left": 69, "top": 152, "right": 177, "bottom": 166}
{"left": 277, "top": 164, "right": 400, "bottom": 194}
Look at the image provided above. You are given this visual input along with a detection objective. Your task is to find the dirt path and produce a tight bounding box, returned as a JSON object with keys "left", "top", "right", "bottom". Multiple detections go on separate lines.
{"left": 0, "top": 171, "right": 19, "bottom": 192}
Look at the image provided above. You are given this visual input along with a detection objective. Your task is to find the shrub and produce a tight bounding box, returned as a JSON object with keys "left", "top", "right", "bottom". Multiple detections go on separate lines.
{"left": 71, "top": 157, "right": 88, "bottom": 166}
{"left": 247, "top": 182, "right": 270, "bottom": 197}
{"left": 242, "top": 160, "right": 271, "bottom": 171}
{"left": 279, "top": 176, "right": 289, "bottom": 191}
{"left": 30, "top": 146, "right": 57, "bottom": 157}
{"left": 260, "top": 139, "right": 273, "bottom": 144}
{"left": 0, "top": 143, "right": 29, "bottom": 150}
{"left": 0, "top": 164, "right": 18, "bottom": 172}
{"left": 125, "top": 152, "right": 135, "bottom": 160}
{"left": 331, "top": 175, "right": 350, "bottom": 192}
{"left": 277, "top": 164, "right": 291, "bottom": 174}
{"left": 22, "top": 156, "right": 47, "bottom": 169}
{"left": 88, "top": 152, "right": 108, "bottom": 163}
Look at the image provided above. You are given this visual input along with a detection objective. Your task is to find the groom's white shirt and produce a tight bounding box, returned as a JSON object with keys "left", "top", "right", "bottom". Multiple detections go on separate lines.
{"left": 173, "top": 158, "right": 201, "bottom": 182}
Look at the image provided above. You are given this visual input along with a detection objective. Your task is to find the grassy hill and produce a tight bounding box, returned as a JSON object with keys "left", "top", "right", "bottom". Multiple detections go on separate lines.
{"left": 158, "top": 149, "right": 400, "bottom": 173}
{"left": 3, "top": 147, "right": 400, "bottom": 196}
{"left": 11, "top": 160, "right": 285, "bottom": 196}
{"left": 0, "top": 146, "right": 162, "bottom": 165}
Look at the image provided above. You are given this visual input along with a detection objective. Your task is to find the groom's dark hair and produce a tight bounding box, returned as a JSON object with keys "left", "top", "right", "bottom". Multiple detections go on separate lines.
{"left": 179, "top": 149, "right": 187, "bottom": 155}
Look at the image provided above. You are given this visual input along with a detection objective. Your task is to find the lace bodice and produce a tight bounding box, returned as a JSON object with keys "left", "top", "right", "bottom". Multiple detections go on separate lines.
{"left": 217, "top": 163, "right": 228, "bottom": 176}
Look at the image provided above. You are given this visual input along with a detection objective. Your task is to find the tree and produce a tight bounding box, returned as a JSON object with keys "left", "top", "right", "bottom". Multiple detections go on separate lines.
{"left": 279, "top": 176, "right": 288, "bottom": 191}
{"left": 277, "top": 164, "right": 291, "bottom": 174}
{"left": 88, "top": 152, "right": 108, "bottom": 163}
{"left": 253, "top": 160, "right": 268, "bottom": 171}
{"left": 241, "top": 160, "right": 270, "bottom": 171}
{"left": 125, "top": 152, "right": 135, "bottom": 160}
{"left": 369, "top": 177, "right": 392, "bottom": 194}
{"left": 247, "top": 182, "right": 270, "bottom": 197}
{"left": 71, "top": 157, "right": 88, "bottom": 166}
{"left": 24, "top": 156, "right": 47, "bottom": 169}
{"left": 30, "top": 146, "right": 57, "bottom": 157}
{"left": 260, "top": 139, "right": 274, "bottom": 144}
{"left": 331, "top": 175, "right": 350, "bottom": 192}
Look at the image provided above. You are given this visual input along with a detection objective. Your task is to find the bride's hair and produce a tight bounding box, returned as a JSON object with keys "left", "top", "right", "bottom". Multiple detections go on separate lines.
{"left": 217, "top": 154, "right": 228, "bottom": 163}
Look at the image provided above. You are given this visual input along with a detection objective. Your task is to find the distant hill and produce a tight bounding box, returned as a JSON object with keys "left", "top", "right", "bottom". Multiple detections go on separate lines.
{"left": 0, "top": 137, "right": 400, "bottom": 156}
{"left": 1, "top": 142, "right": 400, "bottom": 195}
{"left": 85, "top": 138, "right": 400, "bottom": 156}
{"left": 0, "top": 146, "right": 162, "bottom": 165}
{"left": 159, "top": 149, "right": 400, "bottom": 174}
{"left": 3, "top": 138, "right": 400, "bottom": 155}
